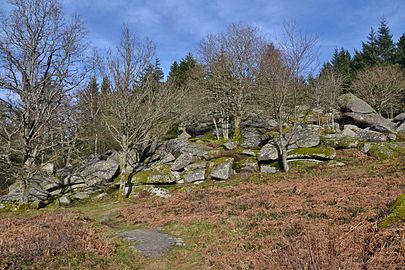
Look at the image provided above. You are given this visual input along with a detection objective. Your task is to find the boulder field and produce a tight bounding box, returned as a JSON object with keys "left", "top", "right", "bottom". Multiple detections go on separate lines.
{"left": 1, "top": 93, "right": 405, "bottom": 209}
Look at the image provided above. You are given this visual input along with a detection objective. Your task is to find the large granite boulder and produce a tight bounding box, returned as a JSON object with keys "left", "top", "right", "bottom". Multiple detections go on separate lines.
{"left": 393, "top": 113, "right": 405, "bottom": 123}
{"left": 183, "top": 168, "right": 206, "bottom": 183}
{"left": 131, "top": 164, "right": 177, "bottom": 184}
{"left": 338, "top": 93, "right": 396, "bottom": 132}
{"left": 397, "top": 123, "right": 405, "bottom": 133}
{"left": 338, "top": 93, "right": 376, "bottom": 114}
{"left": 342, "top": 125, "right": 388, "bottom": 142}
{"left": 258, "top": 143, "right": 279, "bottom": 161}
{"left": 210, "top": 158, "right": 234, "bottom": 180}
{"left": 0, "top": 181, "right": 51, "bottom": 202}
{"left": 368, "top": 143, "right": 405, "bottom": 160}
{"left": 161, "top": 132, "right": 210, "bottom": 157}
{"left": 241, "top": 117, "right": 277, "bottom": 148}
{"left": 64, "top": 152, "right": 119, "bottom": 187}
{"left": 320, "top": 134, "right": 360, "bottom": 149}
{"left": 287, "top": 125, "right": 321, "bottom": 149}
{"left": 171, "top": 153, "right": 193, "bottom": 171}
{"left": 341, "top": 112, "right": 396, "bottom": 133}
{"left": 234, "top": 157, "right": 259, "bottom": 173}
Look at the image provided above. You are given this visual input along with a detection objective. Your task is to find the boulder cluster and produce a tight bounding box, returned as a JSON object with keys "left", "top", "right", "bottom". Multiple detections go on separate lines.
{"left": 1, "top": 93, "right": 404, "bottom": 208}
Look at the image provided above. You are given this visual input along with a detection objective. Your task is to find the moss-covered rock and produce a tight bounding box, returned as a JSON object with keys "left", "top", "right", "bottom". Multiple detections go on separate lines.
{"left": 288, "top": 159, "right": 323, "bottom": 168}
{"left": 320, "top": 135, "right": 360, "bottom": 149}
{"left": 287, "top": 147, "right": 336, "bottom": 160}
{"left": 368, "top": 143, "right": 405, "bottom": 160}
{"left": 233, "top": 157, "right": 259, "bottom": 173}
{"left": 210, "top": 157, "right": 234, "bottom": 180}
{"left": 378, "top": 194, "right": 405, "bottom": 228}
{"left": 131, "top": 164, "right": 177, "bottom": 184}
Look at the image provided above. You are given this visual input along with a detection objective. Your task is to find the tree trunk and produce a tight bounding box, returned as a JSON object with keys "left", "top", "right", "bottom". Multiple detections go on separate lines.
{"left": 213, "top": 118, "right": 220, "bottom": 140}
{"left": 5, "top": 138, "right": 12, "bottom": 165}
{"left": 20, "top": 155, "right": 36, "bottom": 205}
{"left": 233, "top": 115, "right": 242, "bottom": 141}
{"left": 223, "top": 116, "right": 229, "bottom": 140}
{"left": 94, "top": 133, "right": 98, "bottom": 156}
{"left": 119, "top": 149, "right": 129, "bottom": 197}
{"left": 278, "top": 119, "right": 289, "bottom": 172}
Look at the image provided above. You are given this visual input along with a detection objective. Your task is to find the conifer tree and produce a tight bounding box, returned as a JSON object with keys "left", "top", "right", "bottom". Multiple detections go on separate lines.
{"left": 153, "top": 58, "right": 164, "bottom": 82}
{"left": 376, "top": 18, "right": 395, "bottom": 64}
{"left": 167, "top": 53, "right": 199, "bottom": 87}
{"left": 100, "top": 76, "right": 111, "bottom": 95}
{"left": 330, "top": 48, "right": 353, "bottom": 89}
{"left": 352, "top": 28, "right": 379, "bottom": 69}
{"left": 396, "top": 34, "right": 405, "bottom": 69}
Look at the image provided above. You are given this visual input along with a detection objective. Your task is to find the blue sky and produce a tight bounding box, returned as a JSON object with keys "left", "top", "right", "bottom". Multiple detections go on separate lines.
{"left": 6, "top": 0, "right": 405, "bottom": 77}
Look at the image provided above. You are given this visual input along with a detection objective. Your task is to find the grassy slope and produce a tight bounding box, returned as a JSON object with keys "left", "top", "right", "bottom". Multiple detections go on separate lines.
{"left": 0, "top": 149, "right": 404, "bottom": 269}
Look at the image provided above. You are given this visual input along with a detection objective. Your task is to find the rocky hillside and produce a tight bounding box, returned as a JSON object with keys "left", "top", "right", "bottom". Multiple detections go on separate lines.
{"left": 1, "top": 93, "right": 405, "bottom": 209}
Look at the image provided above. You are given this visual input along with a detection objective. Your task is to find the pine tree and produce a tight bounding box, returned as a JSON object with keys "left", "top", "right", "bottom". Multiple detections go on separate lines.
{"left": 100, "top": 76, "right": 111, "bottom": 95}
{"left": 376, "top": 18, "right": 395, "bottom": 64}
{"left": 139, "top": 58, "right": 164, "bottom": 91}
{"left": 352, "top": 27, "right": 380, "bottom": 70}
{"left": 168, "top": 61, "right": 179, "bottom": 80}
{"left": 330, "top": 48, "right": 353, "bottom": 90}
{"left": 153, "top": 58, "right": 164, "bottom": 82}
{"left": 167, "top": 52, "right": 199, "bottom": 87}
{"left": 396, "top": 34, "right": 405, "bottom": 69}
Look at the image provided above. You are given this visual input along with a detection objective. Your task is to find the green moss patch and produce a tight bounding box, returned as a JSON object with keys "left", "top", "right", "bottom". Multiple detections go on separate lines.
{"left": 233, "top": 157, "right": 259, "bottom": 172}
{"left": 131, "top": 164, "right": 176, "bottom": 184}
{"left": 288, "top": 159, "right": 322, "bottom": 169}
{"left": 368, "top": 143, "right": 405, "bottom": 160}
{"left": 288, "top": 147, "right": 336, "bottom": 160}
{"left": 378, "top": 194, "right": 405, "bottom": 228}
{"left": 320, "top": 136, "right": 359, "bottom": 149}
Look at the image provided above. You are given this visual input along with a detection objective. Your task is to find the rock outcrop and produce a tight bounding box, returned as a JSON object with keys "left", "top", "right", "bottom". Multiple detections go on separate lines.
{"left": 2, "top": 94, "right": 405, "bottom": 208}
{"left": 338, "top": 93, "right": 396, "bottom": 132}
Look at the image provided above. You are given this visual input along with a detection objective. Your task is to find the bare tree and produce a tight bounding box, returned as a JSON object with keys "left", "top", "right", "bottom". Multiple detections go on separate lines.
{"left": 199, "top": 23, "right": 266, "bottom": 140}
{"left": 0, "top": 0, "right": 86, "bottom": 204}
{"left": 257, "top": 44, "right": 295, "bottom": 171}
{"left": 200, "top": 51, "right": 233, "bottom": 139}
{"left": 77, "top": 76, "right": 101, "bottom": 156}
{"left": 279, "top": 22, "right": 318, "bottom": 117}
{"left": 351, "top": 65, "right": 405, "bottom": 118}
{"left": 310, "top": 68, "right": 343, "bottom": 129}
{"left": 257, "top": 25, "right": 318, "bottom": 172}
{"left": 102, "top": 26, "right": 183, "bottom": 197}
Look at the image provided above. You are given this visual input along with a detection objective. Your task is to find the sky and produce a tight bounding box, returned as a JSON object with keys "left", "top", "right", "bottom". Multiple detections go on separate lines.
{"left": 5, "top": 0, "right": 405, "bottom": 77}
